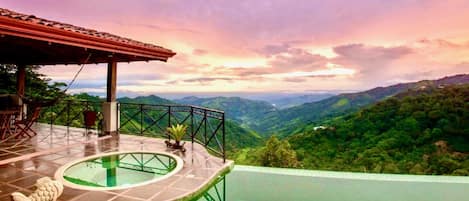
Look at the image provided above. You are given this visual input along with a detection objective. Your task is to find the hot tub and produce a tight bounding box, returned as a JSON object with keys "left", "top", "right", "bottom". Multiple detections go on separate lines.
{"left": 54, "top": 151, "right": 183, "bottom": 191}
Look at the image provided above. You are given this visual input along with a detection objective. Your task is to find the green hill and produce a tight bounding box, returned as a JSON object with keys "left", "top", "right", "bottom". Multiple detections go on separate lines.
{"left": 118, "top": 95, "right": 173, "bottom": 105}
{"left": 120, "top": 95, "right": 263, "bottom": 152}
{"left": 174, "top": 96, "right": 276, "bottom": 129}
{"left": 256, "top": 74, "right": 469, "bottom": 136}
{"left": 73, "top": 93, "right": 262, "bottom": 152}
{"left": 284, "top": 84, "right": 469, "bottom": 175}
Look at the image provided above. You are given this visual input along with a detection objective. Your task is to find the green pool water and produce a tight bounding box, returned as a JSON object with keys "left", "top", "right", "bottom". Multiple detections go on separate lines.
{"left": 198, "top": 165, "right": 469, "bottom": 201}
{"left": 62, "top": 152, "right": 177, "bottom": 188}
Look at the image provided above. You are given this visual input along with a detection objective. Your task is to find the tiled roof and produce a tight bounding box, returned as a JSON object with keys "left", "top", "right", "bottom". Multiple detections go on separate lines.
{"left": 0, "top": 8, "right": 173, "bottom": 54}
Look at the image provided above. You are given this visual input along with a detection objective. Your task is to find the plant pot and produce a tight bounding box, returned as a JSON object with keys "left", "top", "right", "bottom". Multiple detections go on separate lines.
{"left": 172, "top": 140, "right": 184, "bottom": 149}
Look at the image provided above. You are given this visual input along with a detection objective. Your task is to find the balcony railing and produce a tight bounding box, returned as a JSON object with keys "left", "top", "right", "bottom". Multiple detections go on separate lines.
{"left": 39, "top": 100, "right": 226, "bottom": 162}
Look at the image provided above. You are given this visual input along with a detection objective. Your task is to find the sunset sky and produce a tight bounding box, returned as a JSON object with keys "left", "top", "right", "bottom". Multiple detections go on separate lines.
{"left": 3, "top": 0, "right": 469, "bottom": 96}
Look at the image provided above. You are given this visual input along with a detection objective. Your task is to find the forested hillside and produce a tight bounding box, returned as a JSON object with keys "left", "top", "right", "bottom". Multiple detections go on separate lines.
{"left": 239, "top": 84, "right": 469, "bottom": 175}
{"left": 256, "top": 74, "right": 469, "bottom": 136}
{"left": 73, "top": 94, "right": 262, "bottom": 152}
{"left": 174, "top": 96, "right": 276, "bottom": 128}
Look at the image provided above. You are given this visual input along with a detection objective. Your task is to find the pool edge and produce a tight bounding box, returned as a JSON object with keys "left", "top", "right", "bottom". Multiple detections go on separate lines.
{"left": 175, "top": 160, "right": 234, "bottom": 201}
{"left": 54, "top": 151, "right": 184, "bottom": 191}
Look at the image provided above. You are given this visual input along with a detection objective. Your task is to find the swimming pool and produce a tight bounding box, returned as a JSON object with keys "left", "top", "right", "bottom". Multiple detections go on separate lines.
{"left": 197, "top": 165, "right": 469, "bottom": 201}
{"left": 55, "top": 151, "right": 183, "bottom": 191}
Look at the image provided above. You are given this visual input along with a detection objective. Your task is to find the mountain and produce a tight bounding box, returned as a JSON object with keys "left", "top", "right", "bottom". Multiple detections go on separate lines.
{"left": 174, "top": 96, "right": 276, "bottom": 129}
{"left": 268, "top": 93, "right": 335, "bottom": 109}
{"left": 118, "top": 95, "right": 173, "bottom": 105}
{"left": 256, "top": 74, "right": 469, "bottom": 136}
{"left": 285, "top": 84, "right": 469, "bottom": 175}
{"left": 74, "top": 93, "right": 262, "bottom": 151}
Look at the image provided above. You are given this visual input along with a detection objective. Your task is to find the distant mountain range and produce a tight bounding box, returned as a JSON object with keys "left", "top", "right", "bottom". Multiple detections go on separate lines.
{"left": 76, "top": 93, "right": 262, "bottom": 151}
{"left": 267, "top": 93, "right": 335, "bottom": 109}
{"left": 117, "top": 74, "right": 469, "bottom": 138}
{"left": 254, "top": 74, "right": 469, "bottom": 136}
{"left": 174, "top": 96, "right": 276, "bottom": 129}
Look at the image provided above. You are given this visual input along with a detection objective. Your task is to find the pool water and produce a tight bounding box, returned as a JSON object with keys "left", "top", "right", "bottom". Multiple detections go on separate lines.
{"left": 61, "top": 152, "right": 178, "bottom": 189}
{"left": 197, "top": 165, "right": 469, "bottom": 201}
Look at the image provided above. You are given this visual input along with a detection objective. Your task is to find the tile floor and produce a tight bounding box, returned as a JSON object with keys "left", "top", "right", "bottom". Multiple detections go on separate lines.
{"left": 0, "top": 124, "right": 232, "bottom": 201}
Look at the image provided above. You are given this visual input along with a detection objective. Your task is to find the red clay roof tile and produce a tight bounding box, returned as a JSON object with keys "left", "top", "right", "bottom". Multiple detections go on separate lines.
{"left": 0, "top": 8, "right": 173, "bottom": 54}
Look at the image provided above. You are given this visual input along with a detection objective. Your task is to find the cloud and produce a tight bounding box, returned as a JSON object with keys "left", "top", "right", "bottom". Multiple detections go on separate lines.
{"left": 331, "top": 44, "right": 413, "bottom": 82}
{"left": 268, "top": 48, "right": 328, "bottom": 72}
{"left": 256, "top": 44, "right": 291, "bottom": 57}
{"left": 13, "top": 0, "right": 469, "bottom": 94}
{"left": 283, "top": 77, "right": 307, "bottom": 83}
{"left": 333, "top": 44, "right": 412, "bottom": 63}
{"left": 183, "top": 77, "right": 233, "bottom": 84}
{"left": 192, "top": 49, "right": 208, "bottom": 56}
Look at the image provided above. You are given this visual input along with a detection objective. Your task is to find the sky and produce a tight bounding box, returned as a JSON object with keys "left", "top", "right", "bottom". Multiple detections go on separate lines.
{"left": 3, "top": 0, "right": 469, "bottom": 96}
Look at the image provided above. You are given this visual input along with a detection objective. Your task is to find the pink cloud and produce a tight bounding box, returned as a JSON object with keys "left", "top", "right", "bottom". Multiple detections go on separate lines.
{"left": 3, "top": 0, "right": 469, "bottom": 93}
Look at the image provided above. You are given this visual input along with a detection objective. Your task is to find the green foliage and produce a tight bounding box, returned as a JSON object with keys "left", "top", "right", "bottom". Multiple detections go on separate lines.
{"left": 118, "top": 95, "right": 173, "bottom": 105}
{"left": 0, "top": 64, "right": 67, "bottom": 103}
{"left": 167, "top": 124, "right": 188, "bottom": 142}
{"left": 255, "top": 74, "right": 469, "bottom": 137}
{"left": 282, "top": 85, "right": 469, "bottom": 175}
{"left": 174, "top": 96, "right": 276, "bottom": 130}
{"left": 260, "top": 136, "right": 299, "bottom": 168}
{"left": 235, "top": 136, "right": 299, "bottom": 168}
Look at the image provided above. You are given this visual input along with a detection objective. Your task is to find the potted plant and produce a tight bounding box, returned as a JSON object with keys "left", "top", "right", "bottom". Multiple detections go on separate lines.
{"left": 166, "top": 124, "right": 188, "bottom": 150}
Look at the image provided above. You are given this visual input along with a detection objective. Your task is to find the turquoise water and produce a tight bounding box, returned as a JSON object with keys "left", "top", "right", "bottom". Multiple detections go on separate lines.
{"left": 199, "top": 165, "right": 469, "bottom": 201}
{"left": 63, "top": 152, "right": 177, "bottom": 187}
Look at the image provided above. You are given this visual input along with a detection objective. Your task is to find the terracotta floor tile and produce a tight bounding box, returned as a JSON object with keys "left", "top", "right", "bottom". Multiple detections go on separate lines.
{"left": 150, "top": 188, "right": 188, "bottom": 201}
{"left": 59, "top": 187, "right": 87, "bottom": 200}
{"left": 0, "top": 184, "right": 16, "bottom": 197}
{"left": 0, "top": 194, "right": 13, "bottom": 201}
{"left": 0, "top": 124, "right": 231, "bottom": 201}
{"left": 71, "top": 191, "right": 115, "bottom": 201}
{"left": 10, "top": 175, "right": 42, "bottom": 189}
{"left": 0, "top": 169, "right": 33, "bottom": 183}
{"left": 110, "top": 195, "right": 144, "bottom": 201}
{"left": 122, "top": 183, "right": 165, "bottom": 199}
{"left": 171, "top": 177, "right": 205, "bottom": 190}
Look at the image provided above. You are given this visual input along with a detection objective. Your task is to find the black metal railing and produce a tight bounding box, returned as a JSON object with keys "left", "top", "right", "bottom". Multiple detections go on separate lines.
{"left": 39, "top": 100, "right": 103, "bottom": 132}
{"left": 39, "top": 100, "right": 226, "bottom": 162}
{"left": 118, "top": 102, "right": 226, "bottom": 161}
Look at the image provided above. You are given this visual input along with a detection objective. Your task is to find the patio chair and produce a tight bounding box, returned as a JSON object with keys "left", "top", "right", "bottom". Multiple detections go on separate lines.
{"left": 13, "top": 107, "right": 41, "bottom": 138}
{"left": 83, "top": 110, "right": 98, "bottom": 135}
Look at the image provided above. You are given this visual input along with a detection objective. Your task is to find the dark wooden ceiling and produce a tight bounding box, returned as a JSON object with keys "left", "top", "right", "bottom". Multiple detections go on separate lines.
{"left": 0, "top": 35, "right": 157, "bottom": 65}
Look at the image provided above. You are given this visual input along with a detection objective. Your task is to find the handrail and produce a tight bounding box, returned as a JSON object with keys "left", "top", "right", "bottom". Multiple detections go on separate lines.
{"left": 39, "top": 100, "right": 226, "bottom": 162}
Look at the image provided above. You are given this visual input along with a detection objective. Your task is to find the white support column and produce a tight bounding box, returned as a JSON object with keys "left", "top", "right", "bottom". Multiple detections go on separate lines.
{"left": 102, "top": 101, "right": 119, "bottom": 134}
{"left": 103, "top": 61, "right": 119, "bottom": 135}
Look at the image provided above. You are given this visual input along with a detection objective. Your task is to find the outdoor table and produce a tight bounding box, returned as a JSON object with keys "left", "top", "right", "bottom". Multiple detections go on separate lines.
{"left": 0, "top": 110, "right": 19, "bottom": 140}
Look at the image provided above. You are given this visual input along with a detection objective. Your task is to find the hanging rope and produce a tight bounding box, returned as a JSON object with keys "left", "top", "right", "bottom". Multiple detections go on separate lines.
{"left": 63, "top": 53, "right": 92, "bottom": 93}
{"left": 22, "top": 53, "right": 93, "bottom": 108}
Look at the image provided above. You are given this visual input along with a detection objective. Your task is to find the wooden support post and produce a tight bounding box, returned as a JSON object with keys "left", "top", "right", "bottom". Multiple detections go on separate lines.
{"left": 16, "top": 64, "right": 25, "bottom": 97}
{"left": 103, "top": 62, "right": 119, "bottom": 135}
{"left": 107, "top": 62, "right": 117, "bottom": 102}
{"left": 16, "top": 65, "right": 26, "bottom": 119}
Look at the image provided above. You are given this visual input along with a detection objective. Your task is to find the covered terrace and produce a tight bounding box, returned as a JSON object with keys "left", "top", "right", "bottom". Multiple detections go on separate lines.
{"left": 0, "top": 8, "right": 231, "bottom": 201}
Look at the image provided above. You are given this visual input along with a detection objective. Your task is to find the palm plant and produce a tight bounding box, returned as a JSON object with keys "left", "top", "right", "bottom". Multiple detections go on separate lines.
{"left": 166, "top": 124, "right": 188, "bottom": 147}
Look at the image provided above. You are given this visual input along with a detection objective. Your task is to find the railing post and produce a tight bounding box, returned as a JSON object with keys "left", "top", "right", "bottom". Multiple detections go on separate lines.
{"left": 49, "top": 106, "right": 53, "bottom": 131}
{"left": 140, "top": 104, "right": 143, "bottom": 135}
{"left": 191, "top": 107, "right": 194, "bottom": 143}
{"left": 168, "top": 105, "right": 171, "bottom": 141}
{"left": 222, "top": 113, "right": 225, "bottom": 163}
{"left": 116, "top": 102, "right": 120, "bottom": 133}
{"left": 204, "top": 110, "right": 207, "bottom": 144}
{"left": 66, "top": 100, "right": 70, "bottom": 133}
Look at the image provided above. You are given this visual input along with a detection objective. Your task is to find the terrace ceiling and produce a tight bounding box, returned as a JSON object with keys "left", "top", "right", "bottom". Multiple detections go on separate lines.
{"left": 0, "top": 8, "right": 176, "bottom": 65}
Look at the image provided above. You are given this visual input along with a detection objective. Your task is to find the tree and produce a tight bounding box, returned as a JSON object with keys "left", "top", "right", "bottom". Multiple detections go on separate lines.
{"left": 259, "top": 136, "right": 299, "bottom": 168}
{"left": 0, "top": 64, "right": 66, "bottom": 101}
